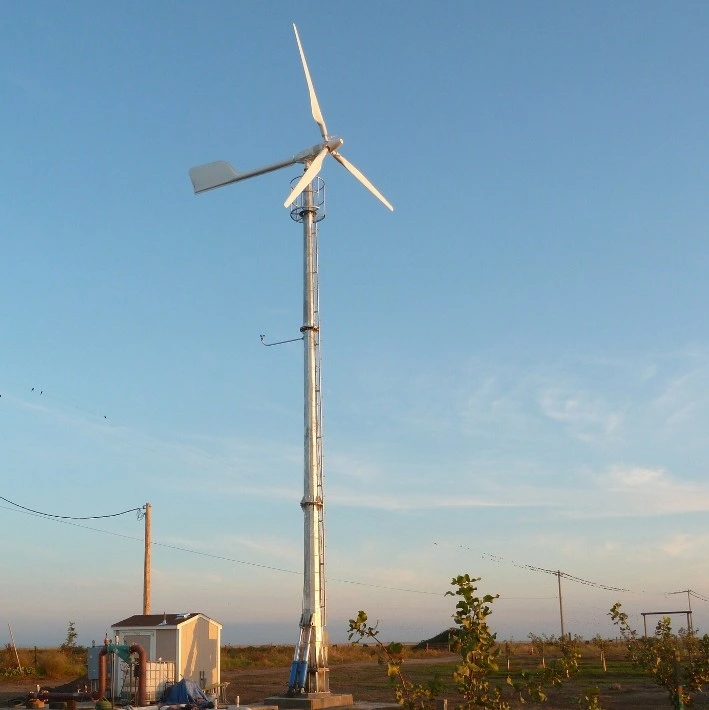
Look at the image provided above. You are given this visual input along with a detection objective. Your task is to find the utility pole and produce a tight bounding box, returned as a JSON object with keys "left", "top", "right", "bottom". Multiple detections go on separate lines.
{"left": 667, "top": 590, "right": 694, "bottom": 636}
{"left": 687, "top": 590, "right": 693, "bottom": 636}
{"left": 143, "top": 503, "right": 151, "bottom": 615}
{"left": 557, "top": 571, "right": 566, "bottom": 640}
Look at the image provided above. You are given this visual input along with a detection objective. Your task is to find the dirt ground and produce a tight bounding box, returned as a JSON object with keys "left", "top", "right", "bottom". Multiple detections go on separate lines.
{"left": 221, "top": 662, "right": 708, "bottom": 709}
{"left": 2, "top": 662, "right": 707, "bottom": 710}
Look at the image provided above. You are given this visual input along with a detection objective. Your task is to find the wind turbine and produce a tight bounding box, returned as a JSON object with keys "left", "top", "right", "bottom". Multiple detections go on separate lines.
{"left": 189, "top": 23, "right": 392, "bottom": 703}
{"left": 189, "top": 25, "right": 393, "bottom": 212}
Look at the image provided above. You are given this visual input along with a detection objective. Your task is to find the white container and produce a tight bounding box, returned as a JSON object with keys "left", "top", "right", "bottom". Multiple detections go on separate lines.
{"left": 119, "top": 660, "right": 176, "bottom": 703}
{"left": 145, "top": 661, "right": 176, "bottom": 702}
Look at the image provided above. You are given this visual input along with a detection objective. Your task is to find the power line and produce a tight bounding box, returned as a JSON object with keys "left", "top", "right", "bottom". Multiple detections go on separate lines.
{"left": 460, "top": 547, "right": 632, "bottom": 593}
{"left": 2, "top": 388, "right": 448, "bottom": 598}
{"left": 666, "top": 589, "right": 709, "bottom": 603}
{"left": 0, "top": 501, "right": 442, "bottom": 596}
{"left": 4, "top": 382, "right": 704, "bottom": 605}
{"left": 6, "top": 389, "right": 707, "bottom": 603}
{"left": 0, "top": 495, "right": 143, "bottom": 520}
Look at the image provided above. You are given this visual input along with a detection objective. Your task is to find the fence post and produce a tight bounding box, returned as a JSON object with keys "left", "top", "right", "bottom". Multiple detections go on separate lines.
{"left": 675, "top": 650, "right": 685, "bottom": 710}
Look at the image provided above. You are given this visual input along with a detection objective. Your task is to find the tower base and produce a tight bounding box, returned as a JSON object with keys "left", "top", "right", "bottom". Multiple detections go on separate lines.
{"left": 264, "top": 693, "right": 354, "bottom": 710}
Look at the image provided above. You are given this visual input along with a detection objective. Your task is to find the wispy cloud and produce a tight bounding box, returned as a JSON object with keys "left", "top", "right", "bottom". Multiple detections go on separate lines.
{"left": 598, "top": 465, "right": 709, "bottom": 515}
{"left": 539, "top": 465, "right": 709, "bottom": 520}
{"left": 327, "top": 487, "right": 528, "bottom": 511}
{"left": 2, "top": 386, "right": 305, "bottom": 499}
{"left": 657, "top": 533, "right": 709, "bottom": 559}
{"left": 6, "top": 346, "right": 709, "bottom": 520}
{"left": 650, "top": 356, "right": 709, "bottom": 437}
{"left": 536, "top": 387, "right": 623, "bottom": 442}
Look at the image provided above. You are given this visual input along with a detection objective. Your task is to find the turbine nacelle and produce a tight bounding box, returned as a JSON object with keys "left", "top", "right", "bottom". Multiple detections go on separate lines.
{"left": 294, "top": 137, "right": 344, "bottom": 164}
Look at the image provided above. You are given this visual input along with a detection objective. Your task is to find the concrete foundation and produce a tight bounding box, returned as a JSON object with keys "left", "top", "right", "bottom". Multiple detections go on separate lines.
{"left": 263, "top": 693, "right": 354, "bottom": 710}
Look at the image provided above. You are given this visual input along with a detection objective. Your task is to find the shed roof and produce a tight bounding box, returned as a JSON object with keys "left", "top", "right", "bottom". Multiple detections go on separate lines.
{"left": 112, "top": 612, "right": 221, "bottom": 629}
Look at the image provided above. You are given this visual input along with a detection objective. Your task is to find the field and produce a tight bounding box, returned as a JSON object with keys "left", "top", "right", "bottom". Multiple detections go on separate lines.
{"left": 219, "top": 642, "right": 708, "bottom": 709}
{"left": 2, "top": 642, "right": 709, "bottom": 709}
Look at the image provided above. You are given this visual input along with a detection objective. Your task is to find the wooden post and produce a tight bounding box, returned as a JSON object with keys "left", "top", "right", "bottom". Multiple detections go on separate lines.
{"left": 675, "top": 650, "right": 685, "bottom": 710}
{"left": 557, "top": 571, "right": 565, "bottom": 640}
{"left": 8, "top": 624, "right": 22, "bottom": 671}
{"left": 143, "top": 503, "right": 151, "bottom": 615}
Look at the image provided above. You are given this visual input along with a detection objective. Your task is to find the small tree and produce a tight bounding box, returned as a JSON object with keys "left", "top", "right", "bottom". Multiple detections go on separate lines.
{"left": 349, "top": 575, "right": 510, "bottom": 709}
{"left": 557, "top": 634, "right": 582, "bottom": 678}
{"left": 348, "top": 611, "right": 442, "bottom": 710}
{"left": 350, "top": 574, "right": 600, "bottom": 710}
{"left": 61, "top": 621, "right": 78, "bottom": 654}
{"left": 528, "top": 633, "right": 547, "bottom": 668}
{"left": 608, "top": 602, "right": 708, "bottom": 708}
{"left": 446, "top": 573, "right": 509, "bottom": 709}
{"left": 591, "top": 635, "right": 610, "bottom": 672}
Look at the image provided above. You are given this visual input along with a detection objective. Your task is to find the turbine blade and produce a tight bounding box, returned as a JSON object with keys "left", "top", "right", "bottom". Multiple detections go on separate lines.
{"left": 332, "top": 151, "right": 394, "bottom": 211}
{"left": 293, "top": 24, "right": 328, "bottom": 140}
{"left": 283, "top": 148, "right": 329, "bottom": 207}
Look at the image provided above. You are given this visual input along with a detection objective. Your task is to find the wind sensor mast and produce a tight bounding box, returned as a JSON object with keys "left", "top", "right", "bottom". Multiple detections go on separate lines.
{"left": 189, "top": 24, "right": 393, "bottom": 700}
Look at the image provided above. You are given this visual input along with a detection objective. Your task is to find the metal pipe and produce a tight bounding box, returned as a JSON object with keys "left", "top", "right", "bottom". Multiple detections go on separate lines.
{"left": 130, "top": 643, "right": 147, "bottom": 706}
{"left": 98, "top": 642, "right": 147, "bottom": 706}
{"left": 98, "top": 647, "right": 107, "bottom": 700}
{"left": 30, "top": 692, "right": 98, "bottom": 702}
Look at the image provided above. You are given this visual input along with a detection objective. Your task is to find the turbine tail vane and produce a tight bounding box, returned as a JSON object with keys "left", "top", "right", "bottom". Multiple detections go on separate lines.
{"left": 189, "top": 161, "right": 240, "bottom": 194}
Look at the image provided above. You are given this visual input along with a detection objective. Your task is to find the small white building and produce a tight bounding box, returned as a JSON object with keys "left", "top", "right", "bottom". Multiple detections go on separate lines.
{"left": 112, "top": 612, "right": 222, "bottom": 690}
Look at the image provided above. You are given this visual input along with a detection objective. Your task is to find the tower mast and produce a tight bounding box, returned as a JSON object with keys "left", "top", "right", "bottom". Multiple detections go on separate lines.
{"left": 188, "top": 22, "right": 392, "bottom": 708}
{"left": 288, "top": 172, "right": 328, "bottom": 695}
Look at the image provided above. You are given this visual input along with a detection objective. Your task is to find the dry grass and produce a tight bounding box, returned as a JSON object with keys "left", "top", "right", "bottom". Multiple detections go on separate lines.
{"left": 0, "top": 647, "right": 84, "bottom": 680}
{"left": 6, "top": 640, "right": 708, "bottom": 708}
{"left": 221, "top": 643, "right": 451, "bottom": 670}
{"left": 34, "top": 650, "right": 85, "bottom": 680}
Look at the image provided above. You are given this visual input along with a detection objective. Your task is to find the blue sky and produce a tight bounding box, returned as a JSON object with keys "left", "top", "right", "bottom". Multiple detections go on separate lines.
{"left": 2, "top": 1, "right": 709, "bottom": 649}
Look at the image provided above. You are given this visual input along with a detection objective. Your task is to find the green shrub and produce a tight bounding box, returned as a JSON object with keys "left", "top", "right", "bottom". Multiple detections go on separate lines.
{"left": 0, "top": 645, "right": 35, "bottom": 675}
{"left": 35, "top": 650, "right": 84, "bottom": 679}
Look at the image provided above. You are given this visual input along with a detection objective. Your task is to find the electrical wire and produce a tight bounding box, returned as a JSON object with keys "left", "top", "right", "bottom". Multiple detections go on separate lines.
{"left": 3, "top": 388, "right": 705, "bottom": 603}
{"left": 0, "top": 495, "right": 143, "bottom": 520}
{"left": 464, "top": 547, "right": 631, "bottom": 592}
{"left": 0, "top": 501, "right": 443, "bottom": 596}
{"left": 666, "top": 589, "right": 709, "bottom": 603}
